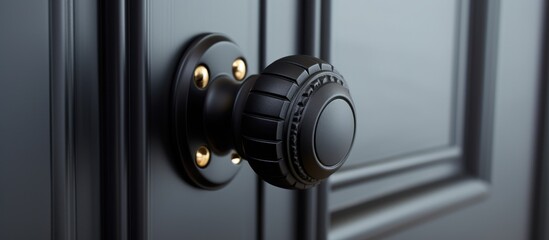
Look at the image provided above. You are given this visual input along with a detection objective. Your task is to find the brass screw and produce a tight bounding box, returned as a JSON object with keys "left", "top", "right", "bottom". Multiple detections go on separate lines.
{"left": 193, "top": 65, "right": 209, "bottom": 89}
{"left": 231, "top": 153, "right": 241, "bottom": 165}
{"left": 232, "top": 58, "right": 247, "bottom": 81}
{"left": 195, "top": 146, "right": 211, "bottom": 168}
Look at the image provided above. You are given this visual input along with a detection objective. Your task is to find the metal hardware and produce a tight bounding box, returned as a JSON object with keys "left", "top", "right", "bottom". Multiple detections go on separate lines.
{"left": 231, "top": 153, "right": 241, "bottom": 165}
{"left": 173, "top": 33, "right": 244, "bottom": 190}
{"left": 195, "top": 146, "right": 211, "bottom": 168}
{"left": 232, "top": 58, "right": 246, "bottom": 81}
{"left": 173, "top": 33, "right": 354, "bottom": 190}
{"left": 193, "top": 65, "right": 209, "bottom": 89}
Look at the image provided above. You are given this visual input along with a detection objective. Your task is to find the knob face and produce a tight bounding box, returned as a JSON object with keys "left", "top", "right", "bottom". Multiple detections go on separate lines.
{"left": 315, "top": 99, "right": 355, "bottom": 167}
{"left": 237, "top": 56, "right": 356, "bottom": 189}
{"left": 173, "top": 33, "right": 355, "bottom": 190}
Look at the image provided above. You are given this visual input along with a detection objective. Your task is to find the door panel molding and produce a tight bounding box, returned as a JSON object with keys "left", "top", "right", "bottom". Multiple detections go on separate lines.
{"left": 330, "top": 179, "right": 489, "bottom": 240}
{"left": 51, "top": 0, "right": 76, "bottom": 239}
{"left": 101, "top": 0, "right": 150, "bottom": 239}
{"left": 327, "top": 0, "right": 500, "bottom": 238}
{"left": 127, "top": 1, "right": 149, "bottom": 240}
{"left": 330, "top": 159, "right": 462, "bottom": 213}
{"left": 332, "top": 147, "right": 460, "bottom": 190}
{"left": 49, "top": 1, "right": 76, "bottom": 240}
{"left": 461, "top": 0, "right": 499, "bottom": 181}
{"left": 51, "top": 0, "right": 102, "bottom": 239}
{"left": 99, "top": 0, "right": 129, "bottom": 238}
{"left": 532, "top": 2, "right": 549, "bottom": 239}
{"left": 98, "top": 0, "right": 151, "bottom": 239}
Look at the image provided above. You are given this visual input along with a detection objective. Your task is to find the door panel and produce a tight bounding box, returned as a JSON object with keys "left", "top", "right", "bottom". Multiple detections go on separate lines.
{"left": 328, "top": 0, "right": 478, "bottom": 229}
{"left": 332, "top": 0, "right": 460, "bottom": 166}
{"left": 327, "top": 0, "right": 499, "bottom": 238}
{"left": 0, "top": 1, "right": 51, "bottom": 239}
{"left": 146, "top": 0, "right": 259, "bottom": 239}
{"left": 388, "top": 1, "right": 543, "bottom": 239}
{"left": 328, "top": 0, "right": 542, "bottom": 239}
{"left": 0, "top": 0, "right": 544, "bottom": 240}
{"left": 385, "top": 0, "right": 543, "bottom": 238}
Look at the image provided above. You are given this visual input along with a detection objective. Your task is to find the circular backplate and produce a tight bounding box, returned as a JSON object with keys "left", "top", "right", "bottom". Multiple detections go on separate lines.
{"left": 172, "top": 33, "right": 244, "bottom": 190}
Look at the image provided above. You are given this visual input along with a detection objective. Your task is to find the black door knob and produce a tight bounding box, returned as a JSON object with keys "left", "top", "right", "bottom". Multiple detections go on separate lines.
{"left": 232, "top": 56, "right": 355, "bottom": 189}
{"left": 173, "top": 34, "right": 356, "bottom": 190}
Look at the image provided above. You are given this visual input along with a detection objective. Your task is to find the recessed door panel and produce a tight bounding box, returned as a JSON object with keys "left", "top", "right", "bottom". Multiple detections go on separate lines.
{"left": 332, "top": 0, "right": 460, "bottom": 166}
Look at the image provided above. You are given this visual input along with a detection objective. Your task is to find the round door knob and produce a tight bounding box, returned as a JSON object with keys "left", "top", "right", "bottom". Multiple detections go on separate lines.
{"left": 233, "top": 56, "right": 356, "bottom": 189}
{"left": 173, "top": 34, "right": 355, "bottom": 190}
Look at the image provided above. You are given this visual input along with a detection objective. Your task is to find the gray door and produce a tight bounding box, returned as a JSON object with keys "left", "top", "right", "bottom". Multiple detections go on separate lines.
{"left": 0, "top": 0, "right": 546, "bottom": 240}
{"left": 327, "top": 0, "right": 543, "bottom": 239}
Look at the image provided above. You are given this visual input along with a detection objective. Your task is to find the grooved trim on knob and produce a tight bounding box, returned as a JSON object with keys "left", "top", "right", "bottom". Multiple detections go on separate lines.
{"left": 288, "top": 73, "right": 345, "bottom": 183}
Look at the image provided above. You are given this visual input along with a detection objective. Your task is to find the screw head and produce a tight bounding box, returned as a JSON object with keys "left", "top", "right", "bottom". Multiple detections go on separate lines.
{"left": 195, "top": 146, "right": 211, "bottom": 168}
{"left": 232, "top": 58, "right": 247, "bottom": 81}
{"left": 231, "top": 153, "right": 241, "bottom": 165}
{"left": 193, "top": 65, "right": 209, "bottom": 88}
